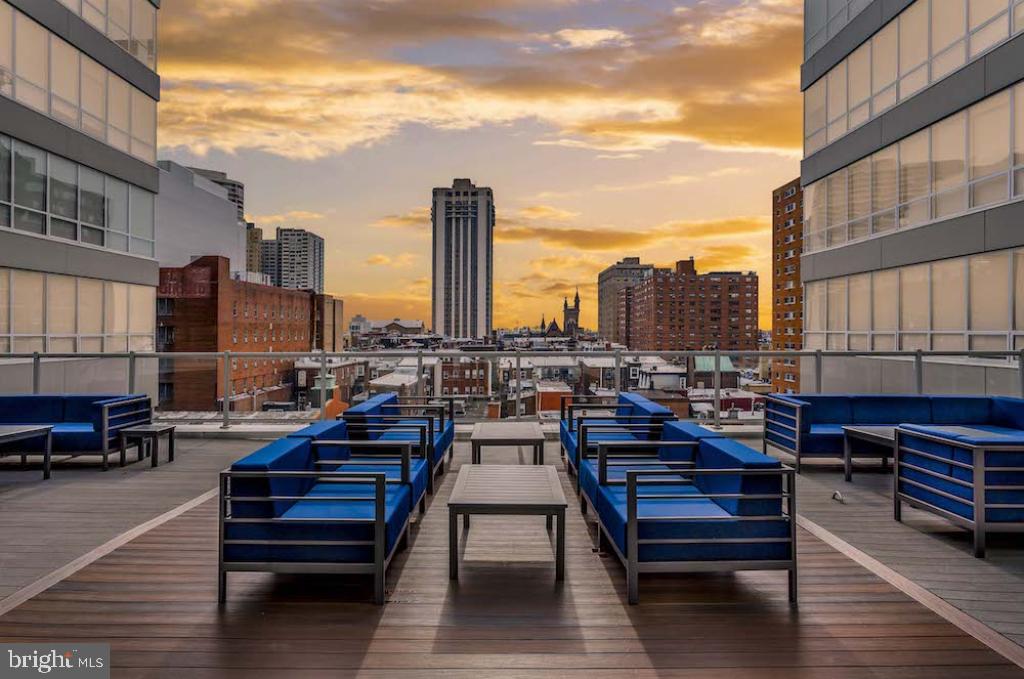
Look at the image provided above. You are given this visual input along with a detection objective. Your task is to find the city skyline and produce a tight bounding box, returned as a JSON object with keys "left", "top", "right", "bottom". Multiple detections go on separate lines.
{"left": 155, "top": 0, "right": 804, "bottom": 330}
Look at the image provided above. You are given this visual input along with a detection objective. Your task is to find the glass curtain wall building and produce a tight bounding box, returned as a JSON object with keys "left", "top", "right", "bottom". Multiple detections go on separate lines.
{"left": 0, "top": 0, "right": 159, "bottom": 389}
{"left": 802, "top": 0, "right": 1024, "bottom": 394}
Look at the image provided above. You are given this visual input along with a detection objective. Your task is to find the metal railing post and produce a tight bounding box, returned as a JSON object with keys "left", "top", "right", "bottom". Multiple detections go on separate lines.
{"left": 814, "top": 349, "right": 823, "bottom": 393}
{"left": 416, "top": 350, "right": 424, "bottom": 398}
{"left": 32, "top": 352, "right": 40, "bottom": 394}
{"left": 614, "top": 349, "right": 622, "bottom": 396}
{"left": 319, "top": 352, "right": 328, "bottom": 421}
{"left": 221, "top": 351, "right": 231, "bottom": 429}
{"left": 514, "top": 350, "right": 522, "bottom": 421}
{"left": 914, "top": 349, "right": 924, "bottom": 395}
{"left": 128, "top": 351, "right": 137, "bottom": 393}
{"left": 713, "top": 350, "right": 722, "bottom": 430}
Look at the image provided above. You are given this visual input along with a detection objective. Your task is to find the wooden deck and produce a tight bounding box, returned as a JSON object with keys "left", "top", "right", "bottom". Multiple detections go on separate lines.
{"left": 1, "top": 441, "right": 1022, "bottom": 677}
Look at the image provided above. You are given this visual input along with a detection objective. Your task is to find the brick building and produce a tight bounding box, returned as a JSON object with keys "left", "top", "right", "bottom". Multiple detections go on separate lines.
{"left": 616, "top": 286, "right": 634, "bottom": 348}
{"left": 157, "top": 256, "right": 313, "bottom": 411}
{"left": 440, "top": 358, "right": 492, "bottom": 397}
{"left": 626, "top": 258, "right": 758, "bottom": 351}
{"left": 311, "top": 294, "right": 345, "bottom": 352}
{"left": 771, "top": 178, "right": 803, "bottom": 393}
{"left": 597, "top": 257, "right": 653, "bottom": 343}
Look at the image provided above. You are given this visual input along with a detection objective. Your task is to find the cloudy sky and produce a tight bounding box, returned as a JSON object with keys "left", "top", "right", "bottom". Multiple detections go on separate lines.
{"left": 157, "top": 0, "right": 804, "bottom": 330}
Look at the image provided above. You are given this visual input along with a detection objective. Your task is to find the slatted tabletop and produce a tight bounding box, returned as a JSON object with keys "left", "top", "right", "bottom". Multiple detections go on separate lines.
{"left": 449, "top": 464, "right": 566, "bottom": 510}
{"left": 469, "top": 422, "right": 546, "bottom": 445}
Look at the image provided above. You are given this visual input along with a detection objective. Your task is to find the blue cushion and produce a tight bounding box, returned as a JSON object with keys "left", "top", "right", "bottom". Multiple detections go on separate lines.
{"left": 231, "top": 438, "right": 316, "bottom": 517}
{"left": 851, "top": 396, "right": 931, "bottom": 425}
{"left": 695, "top": 439, "right": 782, "bottom": 516}
{"left": 929, "top": 396, "right": 993, "bottom": 425}
{"left": 596, "top": 479, "right": 791, "bottom": 562}
{"left": 659, "top": 421, "right": 718, "bottom": 461}
{"left": 288, "top": 421, "right": 350, "bottom": 440}
{"left": 51, "top": 422, "right": 101, "bottom": 452}
{"left": 0, "top": 396, "right": 64, "bottom": 424}
{"left": 991, "top": 397, "right": 1024, "bottom": 430}
{"left": 801, "top": 396, "right": 852, "bottom": 425}
{"left": 797, "top": 424, "right": 846, "bottom": 457}
{"left": 224, "top": 481, "right": 411, "bottom": 564}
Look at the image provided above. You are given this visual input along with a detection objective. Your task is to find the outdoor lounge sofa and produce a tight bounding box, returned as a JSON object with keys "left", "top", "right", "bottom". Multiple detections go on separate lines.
{"left": 342, "top": 393, "right": 454, "bottom": 484}
{"left": 560, "top": 392, "right": 677, "bottom": 476}
{"left": 762, "top": 394, "right": 1024, "bottom": 472}
{"left": 219, "top": 431, "right": 422, "bottom": 604}
{"left": 0, "top": 394, "right": 152, "bottom": 471}
{"left": 892, "top": 398, "right": 1024, "bottom": 557}
{"left": 578, "top": 420, "right": 796, "bottom": 604}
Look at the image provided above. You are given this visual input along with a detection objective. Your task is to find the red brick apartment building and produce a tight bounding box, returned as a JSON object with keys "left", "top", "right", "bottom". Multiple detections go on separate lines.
{"left": 157, "top": 256, "right": 313, "bottom": 411}
{"left": 771, "top": 178, "right": 803, "bottom": 393}
{"left": 626, "top": 258, "right": 758, "bottom": 351}
{"left": 440, "top": 359, "right": 492, "bottom": 397}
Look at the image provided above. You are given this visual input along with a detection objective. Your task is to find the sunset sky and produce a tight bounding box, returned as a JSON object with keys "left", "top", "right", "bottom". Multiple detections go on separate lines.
{"left": 156, "top": 0, "right": 804, "bottom": 331}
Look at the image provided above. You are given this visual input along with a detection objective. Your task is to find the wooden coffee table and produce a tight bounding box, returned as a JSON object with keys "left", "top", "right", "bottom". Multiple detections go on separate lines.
{"left": 842, "top": 425, "right": 896, "bottom": 482}
{"left": 448, "top": 464, "right": 568, "bottom": 582}
{"left": 470, "top": 421, "right": 547, "bottom": 464}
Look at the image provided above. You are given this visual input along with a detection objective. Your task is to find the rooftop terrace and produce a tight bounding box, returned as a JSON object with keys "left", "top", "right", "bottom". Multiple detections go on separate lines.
{"left": 1, "top": 431, "right": 1023, "bottom": 676}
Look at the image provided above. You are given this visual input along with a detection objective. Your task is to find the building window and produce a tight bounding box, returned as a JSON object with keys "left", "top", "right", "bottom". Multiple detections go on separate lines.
{"left": 0, "top": 134, "right": 155, "bottom": 254}
{"left": 805, "top": 82, "right": 1023, "bottom": 253}
{"left": 1, "top": 3, "right": 157, "bottom": 161}
{"left": 805, "top": 0, "right": 1021, "bottom": 154}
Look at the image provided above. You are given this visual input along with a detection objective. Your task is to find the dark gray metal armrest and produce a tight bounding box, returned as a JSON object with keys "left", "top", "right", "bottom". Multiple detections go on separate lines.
{"left": 597, "top": 441, "right": 697, "bottom": 484}
{"left": 312, "top": 440, "right": 412, "bottom": 485}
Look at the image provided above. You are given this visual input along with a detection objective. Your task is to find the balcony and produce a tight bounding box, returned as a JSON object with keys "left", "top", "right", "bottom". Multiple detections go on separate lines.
{"left": 0, "top": 348, "right": 1023, "bottom": 673}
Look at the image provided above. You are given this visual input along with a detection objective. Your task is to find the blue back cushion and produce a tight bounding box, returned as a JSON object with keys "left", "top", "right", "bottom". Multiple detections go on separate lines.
{"left": 289, "top": 420, "right": 349, "bottom": 440}
{"left": 851, "top": 396, "right": 931, "bottom": 425}
{"left": 63, "top": 395, "right": 114, "bottom": 424}
{"left": 991, "top": 397, "right": 1024, "bottom": 430}
{"left": 659, "top": 421, "right": 721, "bottom": 461}
{"left": 695, "top": 439, "right": 782, "bottom": 516}
{"left": 615, "top": 393, "right": 635, "bottom": 418}
{"left": 802, "top": 396, "right": 852, "bottom": 425}
{"left": 343, "top": 392, "right": 397, "bottom": 439}
{"left": 929, "top": 396, "right": 992, "bottom": 425}
{"left": 0, "top": 396, "right": 66, "bottom": 424}
{"left": 231, "top": 438, "right": 316, "bottom": 517}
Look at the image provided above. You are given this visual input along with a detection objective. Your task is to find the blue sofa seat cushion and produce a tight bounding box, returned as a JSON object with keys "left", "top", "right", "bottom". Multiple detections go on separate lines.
{"left": 224, "top": 481, "right": 411, "bottom": 564}
{"left": 596, "top": 480, "right": 790, "bottom": 563}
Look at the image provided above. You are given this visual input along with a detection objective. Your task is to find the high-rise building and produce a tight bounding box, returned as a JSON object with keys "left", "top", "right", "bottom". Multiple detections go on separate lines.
{"left": 431, "top": 178, "right": 494, "bottom": 339}
{"left": 261, "top": 227, "right": 324, "bottom": 293}
{"left": 772, "top": 178, "right": 803, "bottom": 393}
{"left": 597, "top": 257, "right": 654, "bottom": 343}
{"left": 245, "top": 222, "right": 263, "bottom": 274}
{"left": 627, "top": 259, "right": 759, "bottom": 351}
{"left": 802, "top": 0, "right": 1024, "bottom": 392}
{"left": 0, "top": 0, "right": 159, "bottom": 381}
{"left": 155, "top": 162, "right": 247, "bottom": 272}
{"left": 188, "top": 168, "right": 245, "bottom": 222}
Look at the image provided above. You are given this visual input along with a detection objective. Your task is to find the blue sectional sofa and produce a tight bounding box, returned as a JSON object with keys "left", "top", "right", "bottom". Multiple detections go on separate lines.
{"left": 0, "top": 394, "right": 152, "bottom": 472}
{"left": 892, "top": 399, "right": 1024, "bottom": 557}
{"left": 342, "top": 393, "right": 454, "bottom": 487}
{"left": 219, "top": 428, "right": 422, "bottom": 605}
{"left": 577, "top": 420, "right": 796, "bottom": 604}
{"left": 559, "top": 392, "right": 677, "bottom": 476}
{"left": 762, "top": 394, "right": 1023, "bottom": 473}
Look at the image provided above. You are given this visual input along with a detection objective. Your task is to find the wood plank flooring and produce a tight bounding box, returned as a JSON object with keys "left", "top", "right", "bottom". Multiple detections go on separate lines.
{"left": 1, "top": 441, "right": 1022, "bottom": 677}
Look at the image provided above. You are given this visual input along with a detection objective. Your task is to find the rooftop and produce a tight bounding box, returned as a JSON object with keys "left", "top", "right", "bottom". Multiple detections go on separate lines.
{"left": 1, "top": 435, "right": 1022, "bottom": 674}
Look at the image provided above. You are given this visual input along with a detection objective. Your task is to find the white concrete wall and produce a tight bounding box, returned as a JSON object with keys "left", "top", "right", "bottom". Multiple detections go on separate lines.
{"left": 155, "top": 162, "right": 247, "bottom": 272}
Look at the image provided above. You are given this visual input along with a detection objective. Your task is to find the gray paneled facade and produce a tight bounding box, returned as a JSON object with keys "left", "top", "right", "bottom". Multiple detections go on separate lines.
{"left": 0, "top": 0, "right": 161, "bottom": 358}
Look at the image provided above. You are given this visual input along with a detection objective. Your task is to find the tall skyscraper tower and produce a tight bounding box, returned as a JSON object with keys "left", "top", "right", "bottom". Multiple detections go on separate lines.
{"left": 431, "top": 178, "right": 494, "bottom": 338}
{"left": 261, "top": 227, "right": 324, "bottom": 293}
{"left": 597, "top": 257, "right": 654, "bottom": 342}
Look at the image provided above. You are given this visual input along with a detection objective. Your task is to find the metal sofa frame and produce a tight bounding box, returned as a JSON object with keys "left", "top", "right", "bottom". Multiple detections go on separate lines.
{"left": 218, "top": 440, "right": 414, "bottom": 605}
{"left": 894, "top": 427, "right": 1024, "bottom": 558}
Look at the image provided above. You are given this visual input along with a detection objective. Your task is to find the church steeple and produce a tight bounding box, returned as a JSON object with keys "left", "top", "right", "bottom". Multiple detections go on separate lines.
{"left": 574, "top": 287, "right": 580, "bottom": 309}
